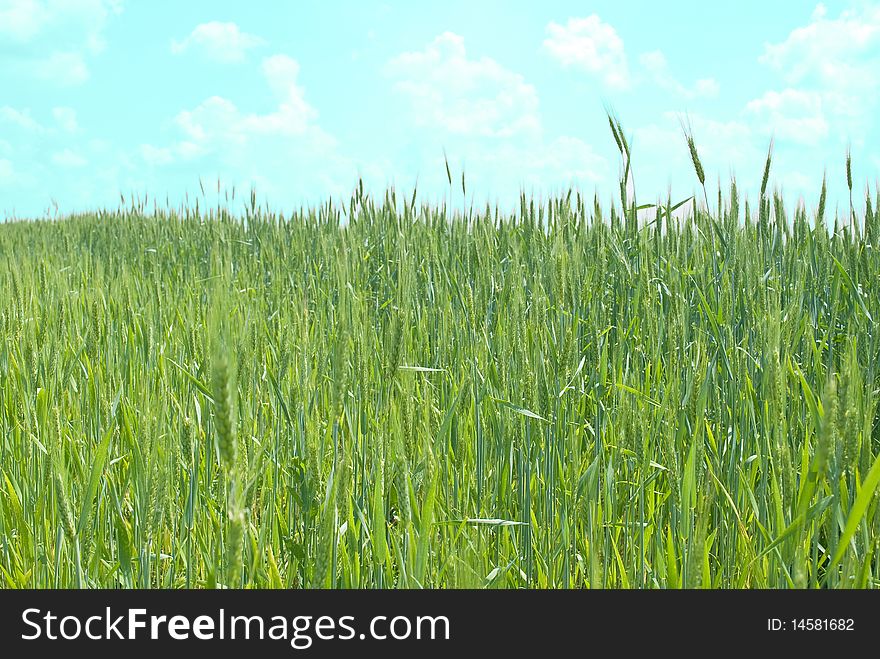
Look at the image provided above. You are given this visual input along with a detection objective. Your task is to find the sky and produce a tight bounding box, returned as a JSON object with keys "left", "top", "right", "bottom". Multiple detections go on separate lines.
{"left": 1, "top": 0, "right": 879, "bottom": 219}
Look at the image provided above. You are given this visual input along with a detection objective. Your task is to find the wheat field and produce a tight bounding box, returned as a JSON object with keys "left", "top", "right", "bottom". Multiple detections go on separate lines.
{"left": 1, "top": 129, "right": 879, "bottom": 589}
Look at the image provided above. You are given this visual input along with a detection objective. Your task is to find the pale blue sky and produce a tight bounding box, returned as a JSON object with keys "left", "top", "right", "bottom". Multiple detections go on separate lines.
{"left": 1, "top": 0, "right": 878, "bottom": 219}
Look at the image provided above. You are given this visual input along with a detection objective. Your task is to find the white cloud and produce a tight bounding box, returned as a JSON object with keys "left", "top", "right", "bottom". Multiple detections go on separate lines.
{"left": 745, "top": 89, "right": 828, "bottom": 145}
{"left": 175, "top": 141, "right": 204, "bottom": 160}
{"left": 262, "top": 55, "right": 301, "bottom": 97}
{"left": 759, "top": 3, "right": 880, "bottom": 132}
{"left": 0, "top": 0, "right": 121, "bottom": 86}
{"left": 0, "top": 158, "right": 13, "bottom": 181}
{"left": 760, "top": 3, "right": 880, "bottom": 86}
{"left": 140, "top": 144, "right": 174, "bottom": 166}
{"left": 27, "top": 50, "right": 89, "bottom": 85}
{"left": 543, "top": 16, "right": 629, "bottom": 89}
{"left": 141, "top": 54, "right": 356, "bottom": 207}
{"left": 171, "top": 22, "right": 264, "bottom": 63}
{"left": 386, "top": 32, "right": 541, "bottom": 138}
{"left": 1, "top": 105, "right": 80, "bottom": 139}
{"left": 247, "top": 55, "right": 316, "bottom": 135}
{"left": 0, "top": 106, "right": 44, "bottom": 131}
{"left": 639, "top": 50, "right": 719, "bottom": 99}
{"left": 0, "top": 157, "right": 30, "bottom": 203}
{"left": 0, "top": 0, "right": 120, "bottom": 47}
{"left": 695, "top": 79, "right": 721, "bottom": 97}
{"left": 0, "top": 0, "right": 44, "bottom": 41}
{"left": 52, "top": 106, "right": 79, "bottom": 133}
{"left": 516, "top": 135, "right": 607, "bottom": 188}
{"left": 174, "top": 96, "right": 243, "bottom": 151}
{"left": 51, "top": 149, "right": 87, "bottom": 167}
{"left": 171, "top": 55, "right": 319, "bottom": 151}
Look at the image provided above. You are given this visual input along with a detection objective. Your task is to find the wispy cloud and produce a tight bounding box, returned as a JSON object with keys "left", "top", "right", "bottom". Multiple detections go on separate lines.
{"left": 140, "top": 54, "right": 358, "bottom": 207}
{"left": 386, "top": 32, "right": 541, "bottom": 138}
{"left": 745, "top": 89, "right": 828, "bottom": 145}
{"left": 639, "top": 50, "right": 719, "bottom": 99}
{"left": 758, "top": 2, "right": 880, "bottom": 137}
{"left": 52, "top": 107, "right": 80, "bottom": 134}
{"left": 27, "top": 50, "right": 90, "bottom": 86}
{"left": 51, "top": 148, "right": 88, "bottom": 168}
{"left": 170, "top": 55, "right": 318, "bottom": 152}
{"left": 0, "top": 0, "right": 121, "bottom": 86}
{"left": 0, "top": 158, "right": 14, "bottom": 182}
{"left": 171, "top": 22, "right": 265, "bottom": 63}
{"left": 0, "top": 106, "right": 44, "bottom": 132}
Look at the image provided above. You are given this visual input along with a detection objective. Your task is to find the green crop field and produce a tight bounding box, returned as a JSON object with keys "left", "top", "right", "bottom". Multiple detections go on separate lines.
{"left": 1, "top": 128, "right": 879, "bottom": 589}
